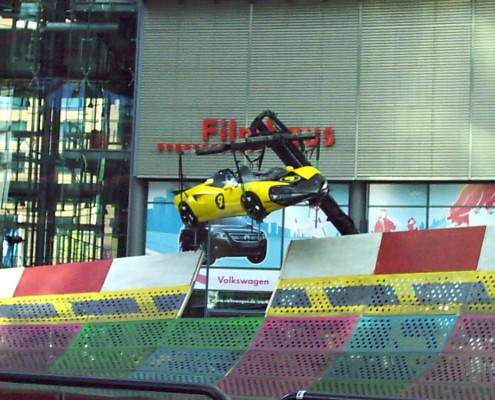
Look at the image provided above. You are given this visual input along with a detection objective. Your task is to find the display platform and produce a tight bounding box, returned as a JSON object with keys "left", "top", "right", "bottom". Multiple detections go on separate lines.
{"left": 0, "top": 226, "right": 494, "bottom": 400}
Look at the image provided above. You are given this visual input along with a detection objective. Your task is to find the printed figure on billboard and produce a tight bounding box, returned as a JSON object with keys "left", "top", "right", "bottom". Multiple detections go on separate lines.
{"left": 374, "top": 208, "right": 397, "bottom": 233}
{"left": 407, "top": 217, "right": 419, "bottom": 231}
{"left": 448, "top": 183, "right": 495, "bottom": 227}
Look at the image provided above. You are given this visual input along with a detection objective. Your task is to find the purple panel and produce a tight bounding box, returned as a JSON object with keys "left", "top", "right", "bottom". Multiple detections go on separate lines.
{"left": 217, "top": 376, "right": 316, "bottom": 398}
{"left": 418, "top": 354, "right": 495, "bottom": 383}
{"left": 0, "top": 350, "right": 66, "bottom": 372}
{"left": 402, "top": 315, "right": 495, "bottom": 397}
{"left": 251, "top": 316, "right": 359, "bottom": 351}
{"left": 0, "top": 324, "right": 82, "bottom": 372}
{"left": 220, "top": 317, "right": 359, "bottom": 397}
{"left": 402, "top": 382, "right": 495, "bottom": 400}
{"left": 229, "top": 350, "right": 340, "bottom": 379}
{"left": 445, "top": 314, "right": 495, "bottom": 353}
{"left": 0, "top": 324, "right": 82, "bottom": 349}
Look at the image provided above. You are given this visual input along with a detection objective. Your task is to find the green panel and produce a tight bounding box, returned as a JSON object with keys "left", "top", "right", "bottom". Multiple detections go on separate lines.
{"left": 165, "top": 318, "right": 264, "bottom": 350}
{"left": 48, "top": 318, "right": 264, "bottom": 377}
{"left": 65, "top": 319, "right": 176, "bottom": 348}
{"left": 310, "top": 379, "right": 411, "bottom": 397}
{"left": 48, "top": 347, "right": 155, "bottom": 378}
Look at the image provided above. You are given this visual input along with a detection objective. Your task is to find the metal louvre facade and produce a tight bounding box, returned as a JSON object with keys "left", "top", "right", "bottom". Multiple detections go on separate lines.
{"left": 137, "top": 0, "right": 495, "bottom": 181}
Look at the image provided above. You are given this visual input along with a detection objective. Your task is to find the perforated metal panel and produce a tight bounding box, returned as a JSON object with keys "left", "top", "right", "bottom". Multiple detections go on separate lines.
{"left": 163, "top": 318, "right": 263, "bottom": 350}
{"left": 49, "top": 347, "right": 154, "bottom": 378}
{"left": 46, "top": 318, "right": 263, "bottom": 381}
{"left": 0, "top": 285, "right": 192, "bottom": 324}
{"left": 446, "top": 314, "right": 495, "bottom": 352}
{"left": 251, "top": 317, "right": 359, "bottom": 351}
{"left": 310, "top": 380, "right": 410, "bottom": 398}
{"left": 268, "top": 271, "right": 495, "bottom": 317}
{"left": 0, "top": 324, "right": 81, "bottom": 372}
{"left": 62, "top": 320, "right": 175, "bottom": 349}
{"left": 346, "top": 316, "right": 458, "bottom": 353}
{"left": 0, "top": 324, "right": 82, "bottom": 349}
{"left": 231, "top": 350, "right": 340, "bottom": 379}
{"left": 218, "top": 375, "right": 317, "bottom": 399}
{"left": 326, "top": 352, "right": 435, "bottom": 382}
{"left": 134, "top": 348, "right": 243, "bottom": 384}
{"left": 402, "top": 382, "right": 495, "bottom": 400}
{"left": 218, "top": 316, "right": 359, "bottom": 398}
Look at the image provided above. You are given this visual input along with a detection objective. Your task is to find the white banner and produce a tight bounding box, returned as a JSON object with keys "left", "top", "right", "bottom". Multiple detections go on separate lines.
{"left": 195, "top": 268, "right": 280, "bottom": 292}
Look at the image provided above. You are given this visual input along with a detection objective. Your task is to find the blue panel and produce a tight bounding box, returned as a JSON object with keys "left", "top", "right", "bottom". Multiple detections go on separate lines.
{"left": 271, "top": 288, "right": 312, "bottom": 308}
{"left": 137, "top": 347, "right": 243, "bottom": 376}
{"left": 153, "top": 294, "right": 187, "bottom": 312}
{"left": 325, "top": 285, "right": 400, "bottom": 306}
{"left": 413, "top": 282, "right": 491, "bottom": 304}
{"left": 0, "top": 303, "right": 58, "bottom": 318}
{"left": 345, "top": 315, "right": 459, "bottom": 353}
{"left": 72, "top": 298, "right": 141, "bottom": 316}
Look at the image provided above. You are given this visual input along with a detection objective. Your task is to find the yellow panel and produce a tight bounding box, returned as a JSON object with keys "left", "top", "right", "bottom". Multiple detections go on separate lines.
{"left": 0, "top": 285, "right": 190, "bottom": 324}
{"left": 267, "top": 271, "right": 495, "bottom": 317}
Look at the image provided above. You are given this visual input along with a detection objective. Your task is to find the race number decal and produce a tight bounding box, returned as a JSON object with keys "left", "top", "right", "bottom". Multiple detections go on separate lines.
{"left": 215, "top": 194, "right": 225, "bottom": 209}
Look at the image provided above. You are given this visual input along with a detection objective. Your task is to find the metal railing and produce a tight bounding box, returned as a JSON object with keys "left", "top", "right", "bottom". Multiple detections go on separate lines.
{"left": 0, "top": 371, "right": 232, "bottom": 400}
{"left": 281, "top": 391, "right": 419, "bottom": 400}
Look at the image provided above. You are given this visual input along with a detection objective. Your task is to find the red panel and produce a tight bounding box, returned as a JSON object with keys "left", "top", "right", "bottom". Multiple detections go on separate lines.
{"left": 14, "top": 260, "right": 113, "bottom": 296}
{"left": 0, "top": 391, "right": 58, "bottom": 400}
{"left": 375, "top": 226, "right": 485, "bottom": 274}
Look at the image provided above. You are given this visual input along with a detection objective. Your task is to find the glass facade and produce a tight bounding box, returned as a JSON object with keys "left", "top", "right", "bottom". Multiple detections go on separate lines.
{"left": 369, "top": 183, "right": 495, "bottom": 232}
{"left": 0, "top": 1, "right": 137, "bottom": 267}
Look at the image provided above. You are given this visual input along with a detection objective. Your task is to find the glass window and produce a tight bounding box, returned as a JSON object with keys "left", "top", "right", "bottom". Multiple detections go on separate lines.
{"left": 430, "top": 183, "right": 495, "bottom": 228}
{"left": 368, "top": 183, "right": 428, "bottom": 232}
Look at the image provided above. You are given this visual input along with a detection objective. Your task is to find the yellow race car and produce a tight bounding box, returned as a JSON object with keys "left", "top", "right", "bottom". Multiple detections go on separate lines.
{"left": 174, "top": 165, "right": 328, "bottom": 227}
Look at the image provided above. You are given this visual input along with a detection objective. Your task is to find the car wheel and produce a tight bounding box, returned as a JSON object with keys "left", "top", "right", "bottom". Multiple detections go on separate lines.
{"left": 242, "top": 191, "right": 266, "bottom": 222}
{"left": 178, "top": 202, "right": 199, "bottom": 228}
{"left": 247, "top": 246, "right": 267, "bottom": 264}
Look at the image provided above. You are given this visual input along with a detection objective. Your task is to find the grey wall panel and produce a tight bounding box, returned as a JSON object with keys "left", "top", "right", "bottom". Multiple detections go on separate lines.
{"left": 471, "top": 0, "right": 495, "bottom": 178}
{"left": 248, "top": 0, "right": 360, "bottom": 177}
{"left": 138, "top": 0, "right": 251, "bottom": 179}
{"left": 357, "top": 0, "right": 472, "bottom": 179}
{"left": 137, "top": 0, "right": 495, "bottom": 181}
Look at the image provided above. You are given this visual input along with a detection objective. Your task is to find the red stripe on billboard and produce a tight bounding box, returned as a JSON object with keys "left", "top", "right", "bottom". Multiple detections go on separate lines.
{"left": 375, "top": 226, "right": 485, "bottom": 274}
{"left": 14, "top": 260, "right": 113, "bottom": 296}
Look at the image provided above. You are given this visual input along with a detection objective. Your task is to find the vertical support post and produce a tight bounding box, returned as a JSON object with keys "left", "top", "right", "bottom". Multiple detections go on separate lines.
{"left": 349, "top": 181, "right": 367, "bottom": 233}
{"left": 126, "top": 176, "right": 146, "bottom": 256}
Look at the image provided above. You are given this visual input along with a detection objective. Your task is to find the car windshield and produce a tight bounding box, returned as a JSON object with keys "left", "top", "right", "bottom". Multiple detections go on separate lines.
{"left": 210, "top": 217, "right": 250, "bottom": 226}
{"left": 210, "top": 169, "right": 238, "bottom": 188}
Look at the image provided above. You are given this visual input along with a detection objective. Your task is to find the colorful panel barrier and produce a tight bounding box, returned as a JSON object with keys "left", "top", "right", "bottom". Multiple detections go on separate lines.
{"left": 0, "top": 227, "right": 495, "bottom": 399}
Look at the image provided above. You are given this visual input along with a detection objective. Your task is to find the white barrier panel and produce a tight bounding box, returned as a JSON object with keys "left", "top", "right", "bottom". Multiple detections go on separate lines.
{"left": 0, "top": 267, "right": 25, "bottom": 298}
{"left": 102, "top": 251, "right": 202, "bottom": 291}
{"left": 281, "top": 234, "right": 382, "bottom": 279}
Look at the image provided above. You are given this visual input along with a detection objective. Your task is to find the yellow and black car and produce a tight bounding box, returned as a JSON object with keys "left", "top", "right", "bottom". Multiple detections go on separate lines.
{"left": 174, "top": 165, "right": 328, "bottom": 227}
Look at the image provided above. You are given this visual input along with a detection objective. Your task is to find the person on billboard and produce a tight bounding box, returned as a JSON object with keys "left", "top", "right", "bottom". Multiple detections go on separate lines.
{"left": 448, "top": 183, "right": 495, "bottom": 227}
{"left": 374, "top": 208, "right": 397, "bottom": 232}
{"left": 407, "top": 217, "right": 419, "bottom": 231}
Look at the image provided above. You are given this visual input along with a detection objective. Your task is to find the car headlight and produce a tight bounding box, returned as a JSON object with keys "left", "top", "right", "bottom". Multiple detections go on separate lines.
{"left": 269, "top": 186, "right": 308, "bottom": 201}
{"left": 212, "top": 231, "right": 227, "bottom": 239}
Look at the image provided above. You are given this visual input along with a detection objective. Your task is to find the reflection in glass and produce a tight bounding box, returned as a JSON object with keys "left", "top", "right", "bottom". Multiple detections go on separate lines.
{"left": 0, "top": 1, "right": 137, "bottom": 267}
